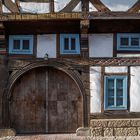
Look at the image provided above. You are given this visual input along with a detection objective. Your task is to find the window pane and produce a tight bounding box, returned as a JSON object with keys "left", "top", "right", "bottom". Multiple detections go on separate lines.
{"left": 120, "top": 37, "right": 129, "bottom": 46}
{"left": 131, "top": 38, "right": 139, "bottom": 46}
{"left": 116, "top": 79, "right": 123, "bottom": 106}
{"left": 71, "top": 38, "right": 76, "bottom": 50}
{"left": 13, "top": 40, "right": 20, "bottom": 50}
{"left": 64, "top": 38, "right": 69, "bottom": 50}
{"left": 23, "top": 40, "right": 30, "bottom": 50}
{"left": 116, "top": 98, "right": 123, "bottom": 106}
{"left": 108, "top": 79, "right": 114, "bottom": 89}
{"left": 107, "top": 79, "right": 115, "bottom": 106}
{"left": 108, "top": 98, "right": 114, "bottom": 106}
{"left": 116, "top": 79, "right": 123, "bottom": 97}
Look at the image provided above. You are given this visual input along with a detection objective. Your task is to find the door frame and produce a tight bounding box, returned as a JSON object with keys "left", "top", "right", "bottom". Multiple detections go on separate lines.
{"left": 3, "top": 61, "right": 88, "bottom": 131}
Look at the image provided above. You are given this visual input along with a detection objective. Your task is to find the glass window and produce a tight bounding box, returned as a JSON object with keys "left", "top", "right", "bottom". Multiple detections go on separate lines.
{"left": 60, "top": 34, "right": 80, "bottom": 54}
{"left": 9, "top": 35, "right": 33, "bottom": 54}
{"left": 104, "top": 76, "right": 127, "bottom": 110}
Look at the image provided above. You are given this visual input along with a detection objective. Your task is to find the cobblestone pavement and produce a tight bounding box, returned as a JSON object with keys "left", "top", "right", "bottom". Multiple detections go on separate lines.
{"left": 1, "top": 135, "right": 140, "bottom": 140}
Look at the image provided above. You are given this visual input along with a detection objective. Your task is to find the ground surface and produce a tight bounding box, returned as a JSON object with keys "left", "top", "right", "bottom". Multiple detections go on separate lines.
{"left": 1, "top": 134, "right": 140, "bottom": 140}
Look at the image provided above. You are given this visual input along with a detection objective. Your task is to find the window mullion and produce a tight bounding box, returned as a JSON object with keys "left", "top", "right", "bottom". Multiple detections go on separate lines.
{"left": 114, "top": 78, "right": 117, "bottom": 107}
{"left": 20, "top": 39, "right": 23, "bottom": 51}
{"left": 69, "top": 37, "right": 71, "bottom": 51}
{"left": 129, "top": 35, "right": 131, "bottom": 47}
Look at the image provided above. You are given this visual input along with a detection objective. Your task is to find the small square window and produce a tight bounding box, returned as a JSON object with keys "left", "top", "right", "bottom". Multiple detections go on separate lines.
{"left": 117, "top": 34, "right": 140, "bottom": 51}
{"left": 60, "top": 34, "right": 80, "bottom": 54}
{"left": 13, "top": 40, "right": 20, "bottom": 50}
{"left": 120, "top": 37, "right": 129, "bottom": 46}
{"left": 9, "top": 35, "right": 33, "bottom": 54}
{"left": 131, "top": 38, "right": 139, "bottom": 46}
{"left": 23, "top": 40, "right": 30, "bottom": 50}
{"left": 104, "top": 76, "right": 127, "bottom": 110}
{"left": 64, "top": 38, "right": 69, "bottom": 50}
{"left": 71, "top": 38, "right": 76, "bottom": 50}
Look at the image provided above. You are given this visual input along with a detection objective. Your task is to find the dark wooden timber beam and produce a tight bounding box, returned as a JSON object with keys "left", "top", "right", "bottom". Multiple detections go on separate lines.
{"left": 49, "top": 0, "right": 54, "bottom": 13}
{"left": 128, "top": 0, "right": 140, "bottom": 13}
{"left": 2, "top": 0, "right": 19, "bottom": 13}
{"left": 89, "top": 0, "right": 110, "bottom": 12}
{"left": 60, "top": 0, "right": 81, "bottom": 12}
{"left": 19, "top": 0, "right": 49, "bottom": 2}
{"left": 0, "top": 1, "right": 2, "bottom": 14}
{"left": 82, "top": 0, "right": 89, "bottom": 12}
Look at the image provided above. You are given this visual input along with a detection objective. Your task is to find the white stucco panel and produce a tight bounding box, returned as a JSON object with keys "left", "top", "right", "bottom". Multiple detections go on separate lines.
{"left": 105, "top": 66, "right": 128, "bottom": 73}
{"left": 130, "top": 67, "right": 140, "bottom": 112}
{"left": 20, "top": 2, "right": 50, "bottom": 13}
{"left": 90, "top": 67, "right": 101, "bottom": 113}
{"left": 89, "top": 34, "right": 113, "bottom": 58}
{"left": 37, "top": 34, "right": 56, "bottom": 58}
{"left": 73, "top": 2, "right": 82, "bottom": 12}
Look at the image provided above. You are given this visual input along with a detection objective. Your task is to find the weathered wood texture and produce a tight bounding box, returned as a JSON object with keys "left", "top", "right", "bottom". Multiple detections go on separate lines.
{"left": 80, "top": 34, "right": 89, "bottom": 58}
{"left": 10, "top": 67, "right": 83, "bottom": 133}
{"left": 60, "top": 0, "right": 81, "bottom": 12}
{"left": 128, "top": 0, "right": 140, "bottom": 13}
{"left": 2, "top": 0, "right": 19, "bottom": 13}
{"left": 89, "top": 0, "right": 110, "bottom": 12}
{"left": 0, "top": 56, "right": 8, "bottom": 128}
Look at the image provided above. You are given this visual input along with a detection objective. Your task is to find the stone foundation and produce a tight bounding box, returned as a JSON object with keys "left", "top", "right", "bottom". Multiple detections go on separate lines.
{"left": 90, "top": 119, "right": 140, "bottom": 137}
{"left": 0, "top": 129, "right": 16, "bottom": 138}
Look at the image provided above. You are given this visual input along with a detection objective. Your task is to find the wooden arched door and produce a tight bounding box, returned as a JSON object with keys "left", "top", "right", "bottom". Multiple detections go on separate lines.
{"left": 10, "top": 67, "right": 83, "bottom": 134}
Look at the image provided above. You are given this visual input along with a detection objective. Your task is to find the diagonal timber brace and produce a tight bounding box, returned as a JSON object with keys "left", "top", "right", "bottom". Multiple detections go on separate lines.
{"left": 60, "top": 0, "right": 81, "bottom": 12}
{"left": 127, "top": 0, "right": 140, "bottom": 13}
{"left": 89, "top": 0, "right": 110, "bottom": 12}
{"left": 2, "top": 0, "right": 19, "bottom": 13}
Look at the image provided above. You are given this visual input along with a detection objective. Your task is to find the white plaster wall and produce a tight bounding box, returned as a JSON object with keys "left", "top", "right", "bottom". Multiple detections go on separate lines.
{"left": 105, "top": 66, "right": 128, "bottom": 73}
{"left": 130, "top": 67, "right": 140, "bottom": 112}
{"left": 20, "top": 2, "right": 49, "bottom": 13}
{"left": 2, "top": 5, "right": 11, "bottom": 13}
{"left": 89, "top": 2, "right": 98, "bottom": 12}
{"left": 89, "top": 34, "right": 113, "bottom": 58}
{"left": 90, "top": 67, "right": 102, "bottom": 113}
{"left": 2, "top": 1, "right": 138, "bottom": 13}
{"left": 101, "top": 0, "right": 137, "bottom": 11}
{"left": 37, "top": 35, "right": 56, "bottom": 58}
{"left": 73, "top": 2, "right": 81, "bottom": 12}
{"left": 55, "top": 0, "right": 71, "bottom": 12}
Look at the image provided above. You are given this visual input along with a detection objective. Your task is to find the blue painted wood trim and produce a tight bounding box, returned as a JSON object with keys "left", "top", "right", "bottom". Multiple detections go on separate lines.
{"left": 117, "top": 33, "right": 140, "bottom": 51}
{"left": 60, "top": 34, "right": 80, "bottom": 54}
{"left": 104, "top": 76, "right": 127, "bottom": 110}
{"left": 9, "top": 35, "right": 33, "bottom": 54}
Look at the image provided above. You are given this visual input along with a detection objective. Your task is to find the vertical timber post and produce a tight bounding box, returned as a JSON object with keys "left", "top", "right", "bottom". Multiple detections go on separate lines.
{"left": 80, "top": 6, "right": 90, "bottom": 127}
{"left": 0, "top": 23, "right": 9, "bottom": 128}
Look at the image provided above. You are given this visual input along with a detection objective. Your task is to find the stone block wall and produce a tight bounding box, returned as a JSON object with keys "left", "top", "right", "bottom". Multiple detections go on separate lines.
{"left": 90, "top": 119, "right": 140, "bottom": 137}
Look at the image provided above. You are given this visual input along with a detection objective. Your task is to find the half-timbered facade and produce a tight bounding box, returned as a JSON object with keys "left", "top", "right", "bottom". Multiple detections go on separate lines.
{"left": 1, "top": 0, "right": 140, "bottom": 137}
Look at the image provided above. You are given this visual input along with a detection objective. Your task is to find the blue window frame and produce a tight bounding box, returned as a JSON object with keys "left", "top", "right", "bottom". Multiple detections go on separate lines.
{"left": 60, "top": 34, "right": 80, "bottom": 54}
{"left": 104, "top": 76, "right": 127, "bottom": 110}
{"left": 9, "top": 35, "right": 33, "bottom": 54}
{"left": 117, "top": 33, "right": 140, "bottom": 51}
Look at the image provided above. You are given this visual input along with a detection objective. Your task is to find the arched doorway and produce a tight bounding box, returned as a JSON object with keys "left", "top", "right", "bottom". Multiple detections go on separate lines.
{"left": 8, "top": 65, "right": 84, "bottom": 134}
